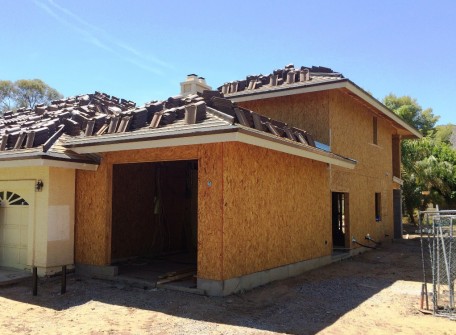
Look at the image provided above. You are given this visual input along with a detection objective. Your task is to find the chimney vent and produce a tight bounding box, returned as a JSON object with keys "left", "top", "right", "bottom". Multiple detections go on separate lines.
{"left": 181, "top": 74, "right": 212, "bottom": 96}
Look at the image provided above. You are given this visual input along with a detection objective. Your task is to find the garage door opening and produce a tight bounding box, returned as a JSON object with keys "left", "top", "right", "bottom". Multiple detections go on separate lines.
{"left": 111, "top": 160, "right": 198, "bottom": 288}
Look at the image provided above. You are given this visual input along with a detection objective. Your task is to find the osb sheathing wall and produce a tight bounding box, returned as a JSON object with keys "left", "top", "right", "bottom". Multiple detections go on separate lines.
{"left": 239, "top": 91, "right": 330, "bottom": 144}
{"left": 221, "top": 142, "right": 331, "bottom": 279}
{"left": 329, "top": 89, "right": 395, "bottom": 243}
{"left": 75, "top": 144, "right": 224, "bottom": 281}
{"left": 241, "top": 89, "right": 398, "bottom": 246}
{"left": 75, "top": 141, "right": 330, "bottom": 281}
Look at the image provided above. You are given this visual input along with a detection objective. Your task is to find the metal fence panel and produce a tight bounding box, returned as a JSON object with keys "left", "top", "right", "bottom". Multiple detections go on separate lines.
{"left": 420, "top": 210, "right": 456, "bottom": 320}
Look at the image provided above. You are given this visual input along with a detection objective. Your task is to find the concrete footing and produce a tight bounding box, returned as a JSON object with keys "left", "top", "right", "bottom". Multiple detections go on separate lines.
{"left": 198, "top": 247, "right": 370, "bottom": 296}
{"left": 75, "top": 247, "right": 371, "bottom": 296}
{"left": 0, "top": 267, "right": 32, "bottom": 286}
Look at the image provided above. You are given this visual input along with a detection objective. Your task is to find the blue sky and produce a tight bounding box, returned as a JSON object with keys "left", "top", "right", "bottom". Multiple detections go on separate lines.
{"left": 0, "top": 0, "right": 454, "bottom": 125}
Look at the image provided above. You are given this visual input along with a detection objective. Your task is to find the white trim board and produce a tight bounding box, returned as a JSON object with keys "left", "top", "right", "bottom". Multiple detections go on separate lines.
{"left": 0, "top": 158, "right": 98, "bottom": 171}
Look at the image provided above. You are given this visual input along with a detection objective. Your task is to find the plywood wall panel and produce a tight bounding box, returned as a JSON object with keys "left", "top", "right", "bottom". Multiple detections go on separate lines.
{"left": 197, "top": 143, "right": 224, "bottom": 280}
{"left": 238, "top": 91, "right": 330, "bottom": 144}
{"left": 104, "top": 146, "right": 199, "bottom": 165}
{"left": 222, "top": 142, "right": 330, "bottom": 279}
{"left": 75, "top": 156, "right": 111, "bottom": 265}
{"left": 329, "top": 90, "right": 395, "bottom": 245}
{"left": 75, "top": 144, "right": 224, "bottom": 281}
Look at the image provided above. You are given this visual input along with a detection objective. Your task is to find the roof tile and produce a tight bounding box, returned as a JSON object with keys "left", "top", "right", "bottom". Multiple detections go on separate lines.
{"left": 0, "top": 86, "right": 335, "bottom": 162}
{"left": 220, "top": 64, "right": 344, "bottom": 97}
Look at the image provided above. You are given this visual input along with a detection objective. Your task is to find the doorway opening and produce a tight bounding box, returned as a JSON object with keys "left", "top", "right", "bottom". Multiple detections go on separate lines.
{"left": 111, "top": 160, "right": 198, "bottom": 289}
{"left": 332, "top": 192, "right": 349, "bottom": 250}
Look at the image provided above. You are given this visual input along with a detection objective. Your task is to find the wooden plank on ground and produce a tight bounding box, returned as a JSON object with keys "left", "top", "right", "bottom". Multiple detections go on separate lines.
{"left": 156, "top": 271, "right": 195, "bottom": 285}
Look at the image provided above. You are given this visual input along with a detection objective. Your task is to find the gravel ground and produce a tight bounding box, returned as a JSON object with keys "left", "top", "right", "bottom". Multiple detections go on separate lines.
{"left": 0, "top": 236, "right": 454, "bottom": 335}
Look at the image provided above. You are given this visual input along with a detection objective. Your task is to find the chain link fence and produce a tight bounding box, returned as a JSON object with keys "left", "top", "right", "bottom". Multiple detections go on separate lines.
{"left": 419, "top": 210, "right": 456, "bottom": 320}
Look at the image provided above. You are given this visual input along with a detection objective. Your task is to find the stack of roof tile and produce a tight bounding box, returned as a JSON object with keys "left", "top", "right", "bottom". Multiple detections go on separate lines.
{"left": 144, "top": 91, "right": 317, "bottom": 147}
{"left": 218, "top": 64, "right": 344, "bottom": 95}
{"left": 0, "top": 86, "right": 317, "bottom": 154}
{"left": 206, "top": 94, "right": 316, "bottom": 147}
{"left": 0, "top": 92, "right": 135, "bottom": 152}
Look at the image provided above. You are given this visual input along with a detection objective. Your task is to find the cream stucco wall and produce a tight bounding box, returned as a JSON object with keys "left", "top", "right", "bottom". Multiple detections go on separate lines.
{"left": 0, "top": 165, "right": 75, "bottom": 275}
{"left": 47, "top": 167, "right": 75, "bottom": 271}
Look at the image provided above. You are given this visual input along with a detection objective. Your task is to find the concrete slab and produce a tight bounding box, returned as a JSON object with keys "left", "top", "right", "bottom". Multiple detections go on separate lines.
{"left": 157, "top": 282, "right": 205, "bottom": 295}
{"left": 75, "top": 264, "right": 119, "bottom": 278}
{"left": 0, "top": 267, "right": 31, "bottom": 286}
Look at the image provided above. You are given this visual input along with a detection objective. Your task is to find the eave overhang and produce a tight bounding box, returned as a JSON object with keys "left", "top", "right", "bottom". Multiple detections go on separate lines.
{"left": 64, "top": 126, "right": 356, "bottom": 169}
{"left": 227, "top": 79, "right": 422, "bottom": 140}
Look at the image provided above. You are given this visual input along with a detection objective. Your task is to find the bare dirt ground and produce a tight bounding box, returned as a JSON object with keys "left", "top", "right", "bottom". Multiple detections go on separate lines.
{"left": 0, "top": 236, "right": 454, "bottom": 335}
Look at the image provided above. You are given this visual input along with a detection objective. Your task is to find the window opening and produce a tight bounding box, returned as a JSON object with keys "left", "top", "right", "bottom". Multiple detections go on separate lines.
{"left": 373, "top": 116, "right": 378, "bottom": 145}
{"left": 375, "top": 192, "right": 382, "bottom": 221}
{"left": 0, "top": 191, "right": 29, "bottom": 206}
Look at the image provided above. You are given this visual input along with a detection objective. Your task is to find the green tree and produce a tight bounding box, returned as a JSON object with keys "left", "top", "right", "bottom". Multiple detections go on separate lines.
{"left": 401, "top": 138, "right": 456, "bottom": 223}
{"left": 385, "top": 95, "right": 456, "bottom": 224}
{"left": 14, "top": 79, "right": 62, "bottom": 110}
{"left": 435, "top": 124, "right": 455, "bottom": 146}
{"left": 384, "top": 94, "right": 439, "bottom": 136}
{"left": 0, "top": 79, "right": 62, "bottom": 114}
{"left": 0, "top": 80, "right": 15, "bottom": 113}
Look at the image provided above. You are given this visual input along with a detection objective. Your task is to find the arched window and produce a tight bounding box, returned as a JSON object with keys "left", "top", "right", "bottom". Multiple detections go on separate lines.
{"left": 0, "top": 191, "right": 29, "bottom": 206}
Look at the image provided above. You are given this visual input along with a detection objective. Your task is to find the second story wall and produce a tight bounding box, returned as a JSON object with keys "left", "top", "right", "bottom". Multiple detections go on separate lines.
{"left": 329, "top": 89, "right": 396, "bottom": 242}
{"left": 238, "top": 91, "right": 330, "bottom": 144}
{"left": 238, "top": 88, "right": 400, "bottom": 244}
{"left": 329, "top": 89, "right": 394, "bottom": 178}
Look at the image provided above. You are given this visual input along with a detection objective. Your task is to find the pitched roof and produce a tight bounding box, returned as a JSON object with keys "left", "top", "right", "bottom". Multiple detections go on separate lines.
{"left": 0, "top": 92, "right": 136, "bottom": 167}
{"left": 63, "top": 91, "right": 317, "bottom": 147}
{"left": 0, "top": 90, "right": 356, "bottom": 169}
{"left": 221, "top": 64, "right": 422, "bottom": 139}
{"left": 219, "top": 64, "right": 345, "bottom": 97}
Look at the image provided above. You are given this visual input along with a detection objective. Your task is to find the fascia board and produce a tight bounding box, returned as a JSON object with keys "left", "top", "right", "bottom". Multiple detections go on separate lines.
{"left": 69, "top": 132, "right": 238, "bottom": 154}
{"left": 345, "top": 81, "right": 422, "bottom": 139}
{"left": 236, "top": 130, "right": 356, "bottom": 169}
{"left": 70, "top": 130, "right": 356, "bottom": 169}
{"left": 228, "top": 81, "right": 348, "bottom": 102}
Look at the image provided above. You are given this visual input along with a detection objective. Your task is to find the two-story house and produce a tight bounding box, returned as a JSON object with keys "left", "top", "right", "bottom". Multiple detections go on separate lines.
{"left": 0, "top": 67, "right": 420, "bottom": 295}
{"left": 222, "top": 64, "right": 421, "bottom": 251}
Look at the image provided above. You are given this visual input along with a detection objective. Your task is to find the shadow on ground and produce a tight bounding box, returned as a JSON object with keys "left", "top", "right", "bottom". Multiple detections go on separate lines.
{"left": 0, "top": 237, "right": 425, "bottom": 335}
